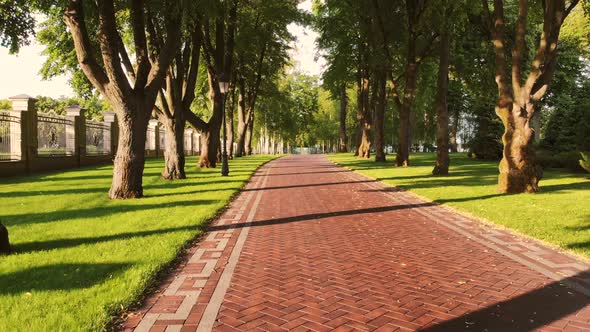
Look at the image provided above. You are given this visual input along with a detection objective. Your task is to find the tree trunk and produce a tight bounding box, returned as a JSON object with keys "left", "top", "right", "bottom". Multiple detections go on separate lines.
{"left": 0, "top": 223, "right": 10, "bottom": 255}
{"left": 497, "top": 102, "right": 543, "bottom": 193}
{"left": 235, "top": 87, "right": 248, "bottom": 157}
{"left": 374, "top": 70, "right": 387, "bottom": 162}
{"left": 109, "top": 110, "right": 149, "bottom": 199}
{"left": 357, "top": 76, "right": 371, "bottom": 159}
{"left": 396, "top": 105, "right": 411, "bottom": 166}
{"left": 433, "top": 26, "right": 451, "bottom": 176}
{"left": 227, "top": 91, "right": 235, "bottom": 159}
{"left": 339, "top": 85, "right": 348, "bottom": 153}
{"left": 198, "top": 93, "right": 223, "bottom": 168}
{"left": 160, "top": 115, "right": 186, "bottom": 180}
{"left": 245, "top": 113, "right": 254, "bottom": 155}
{"left": 396, "top": 62, "right": 418, "bottom": 167}
{"left": 449, "top": 108, "right": 459, "bottom": 152}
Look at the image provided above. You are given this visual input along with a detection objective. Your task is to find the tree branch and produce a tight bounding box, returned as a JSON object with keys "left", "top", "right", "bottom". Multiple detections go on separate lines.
{"left": 131, "top": 0, "right": 150, "bottom": 89}
{"left": 63, "top": 0, "right": 109, "bottom": 95}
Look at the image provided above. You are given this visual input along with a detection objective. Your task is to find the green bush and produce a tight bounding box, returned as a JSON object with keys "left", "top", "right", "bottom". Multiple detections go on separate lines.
{"left": 536, "top": 149, "right": 583, "bottom": 172}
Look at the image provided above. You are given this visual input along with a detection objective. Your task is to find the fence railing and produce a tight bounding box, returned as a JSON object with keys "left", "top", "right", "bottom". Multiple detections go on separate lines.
{"left": 1, "top": 95, "right": 204, "bottom": 177}
{"left": 37, "top": 111, "right": 74, "bottom": 157}
{"left": 86, "top": 119, "right": 111, "bottom": 156}
{"left": 0, "top": 111, "right": 21, "bottom": 161}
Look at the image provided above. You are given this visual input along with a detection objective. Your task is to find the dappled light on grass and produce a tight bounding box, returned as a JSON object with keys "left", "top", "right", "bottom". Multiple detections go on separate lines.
{"left": 330, "top": 153, "right": 590, "bottom": 258}
{"left": 0, "top": 155, "right": 277, "bottom": 331}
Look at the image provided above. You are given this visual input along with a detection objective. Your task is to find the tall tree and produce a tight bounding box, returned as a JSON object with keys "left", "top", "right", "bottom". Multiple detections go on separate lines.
{"left": 481, "top": 0, "right": 581, "bottom": 193}
{"left": 338, "top": 84, "right": 348, "bottom": 152}
{"left": 184, "top": 0, "right": 238, "bottom": 168}
{"left": 372, "top": 0, "right": 439, "bottom": 166}
{"left": 234, "top": 0, "right": 300, "bottom": 157}
{"left": 154, "top": 15, "right": 202, "bottom": 179}
{"left": 432, "top": 1, "right": 453, "bottom": 175}
{"left": 60, "top": 0, "right": 182, "bottom": 198}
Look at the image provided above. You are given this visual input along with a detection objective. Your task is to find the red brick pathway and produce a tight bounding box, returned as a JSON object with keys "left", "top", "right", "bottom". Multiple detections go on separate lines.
{"left": 123, "top": 155, "right": 590, "bottom": 332}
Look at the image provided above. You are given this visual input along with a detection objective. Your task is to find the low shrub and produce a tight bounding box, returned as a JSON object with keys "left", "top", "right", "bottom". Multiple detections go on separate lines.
{"left": 536, "top": 149, "right": 583, "bottom": 172}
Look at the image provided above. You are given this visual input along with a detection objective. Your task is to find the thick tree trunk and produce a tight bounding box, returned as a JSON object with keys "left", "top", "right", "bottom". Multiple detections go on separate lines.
{"left": 396, "top": 62, "right": 418, "bottom": 167}
{"left": 374, "top": 71, "right": 387, "bottom": 162}
{"left": 357, "top": 76, "right": 371, "bottom": 159}
{"left": 339, "top": 85, "right": 348, "bottom": 153}
{"left": 198, "top": 93, "right": 223, "bottom": 168}
{"left": 109, "top": 111, "right": 149, "bottom": 199}
{"left": 396, "top": 106, "right": 411, "bottom": 166}
{"left": 198, "top": 129, "right": 218, "bottom": 168}
{"left": 433, "top": 28, "right": 451, "bottom": 176}
{"left": 354, "top": 122, "right": 362, "bottom": 156}
{"left": 160, "top": 115, "right": 186, "bottom": 180}
{"left": 0, "top": 223, "right": 10, "bottom": 255}
{"left": 497, "top": 103, "right": 543, "bottom": 193}
{"left": 358, "top": 125, "right": 371, "bottom": 159}
{"left": 235, "top": 88, "right": 248, "bottom": 157}
{"left": 235, "top": 124, "right": 247, "bottom": 157}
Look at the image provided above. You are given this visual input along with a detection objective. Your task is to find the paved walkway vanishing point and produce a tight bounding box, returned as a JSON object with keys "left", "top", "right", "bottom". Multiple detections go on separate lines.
{"left": 123, "top": 155, "right": 590, "bottom": 332}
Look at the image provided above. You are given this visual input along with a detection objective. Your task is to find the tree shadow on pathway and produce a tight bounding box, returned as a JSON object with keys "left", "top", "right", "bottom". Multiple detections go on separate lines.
{"left": 420, "top": 270, "right": 590, "bottom": 331}
{"left": 208, "top": 203, "right": 436, "bottom": 232}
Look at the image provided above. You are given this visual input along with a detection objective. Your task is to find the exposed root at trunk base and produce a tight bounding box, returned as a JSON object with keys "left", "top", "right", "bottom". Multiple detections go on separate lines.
{"left": 498, "top": 159, "right": 543, "bottom": 193}
{"left": 161, "top": 169, "right": 187, "bottom": 180}
{"left": 432, "top": 165, "right": 449, "bottom": 176}
{"left": 108, "top": 188, "right": 144, "bottom": 199}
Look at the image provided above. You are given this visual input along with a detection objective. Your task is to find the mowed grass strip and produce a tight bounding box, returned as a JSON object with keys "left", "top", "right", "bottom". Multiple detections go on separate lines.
{"left": 329, "top": 153, "right": 590, "bottom": 258}
{"left": 0, "top": 155, "right": 277, "bottom": 331}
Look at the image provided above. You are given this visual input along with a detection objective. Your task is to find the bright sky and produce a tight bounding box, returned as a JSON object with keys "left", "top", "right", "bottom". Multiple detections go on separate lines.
{"left": 0, "top": 1, "right": 324, "bottom": 99}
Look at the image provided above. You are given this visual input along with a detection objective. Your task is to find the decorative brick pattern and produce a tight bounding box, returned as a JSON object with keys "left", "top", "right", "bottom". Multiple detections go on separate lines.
{"left": 126, "top": 155, "right": 590, "bottom": 332}
{"left": 122, "top": 163, "right": 272, "bottom": 332}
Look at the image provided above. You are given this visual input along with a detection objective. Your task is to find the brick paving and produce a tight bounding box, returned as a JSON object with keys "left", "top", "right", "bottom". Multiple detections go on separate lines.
{"left": 123, "top": 155, "right": 590, "bottom": 332}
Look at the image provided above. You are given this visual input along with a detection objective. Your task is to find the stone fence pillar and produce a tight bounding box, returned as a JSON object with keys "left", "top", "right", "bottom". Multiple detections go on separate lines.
{"left": 103, "top": 111, "right": 117, "bottom": 156}
{"left": 9, "top": 95, "right": 36, "bottom": 172}
{"left": 65, "top": 105, "right": 85, "bottom": 166}
{"left": 147, "top": 119, "right": 159, "bottom": 156}
{"left": 185, "top": 128, "right": 194, "bottom": 155}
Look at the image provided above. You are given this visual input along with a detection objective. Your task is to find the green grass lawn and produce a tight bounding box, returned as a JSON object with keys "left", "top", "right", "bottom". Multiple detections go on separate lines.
{"left": 330, "top": 153, "right": 590, "bottom": 258}
{"left": 0, "top": 155, "right": 276, "bottom": 331}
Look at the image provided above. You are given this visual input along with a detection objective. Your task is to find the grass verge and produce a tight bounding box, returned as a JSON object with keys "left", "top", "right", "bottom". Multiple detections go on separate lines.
{"left": 329, "top": 153, "right": 590, "bottom": 259}
{"left": 0, "top": 155, "right": 277, "bottom": 331}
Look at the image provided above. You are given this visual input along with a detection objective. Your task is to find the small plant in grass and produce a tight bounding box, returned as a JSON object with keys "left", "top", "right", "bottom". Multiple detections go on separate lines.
{"left": 580, "top": 152, "right": 590, "bottom": 176}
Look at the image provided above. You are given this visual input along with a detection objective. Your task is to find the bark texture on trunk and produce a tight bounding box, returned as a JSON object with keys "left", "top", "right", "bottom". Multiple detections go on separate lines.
{"left": 109, "top": 111, "right": 149, "bottom": 199}
{"left": 396, "top": 61, "right": 418, "bottom": 167}
{"left": 339, "top": 85, "right": 348, "bottom": 153}
{"left": 497, "top": 103, "right": 543, "bottom": 193}
{"left": 433, "top": 25, "right": 451, "bottom": 176}
{"left": 227, "top": 88, "right": 235, "bottom": 159}
{"left": 373, "top": 70, "right": 387, "bottom": 162}
{"left": 160, "top": 115, "right": 186, "bottom": 180}
{"left": 0, "top": 223, "right": 10, "bottom": 255}
{"left": 235, "top": 85, "right": 248, "bottom": 157}
{"left": 481, "top": 0, "right": 575, "bottom": 193}
{"left": 198, "top": 89, "right": 223, "bottom": 168}
{"left": 245, "top": 113, "right": 254, "bottom": 155}
{"left": 357, "top": 75, "right": 372, "bottom": 159}
{"left": 64, "top": 0, "right": 181, "bottom": 199}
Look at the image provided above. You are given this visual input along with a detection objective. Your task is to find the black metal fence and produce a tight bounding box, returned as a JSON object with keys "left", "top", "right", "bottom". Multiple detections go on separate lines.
{"left": 0, "top": 111, "right": 21, "bottom": 161}
{"left": 86, "top": 119, "right": 111, "bottom": 156}
{"left": 37, "top": 111, "right": 74, "bottom": 157}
